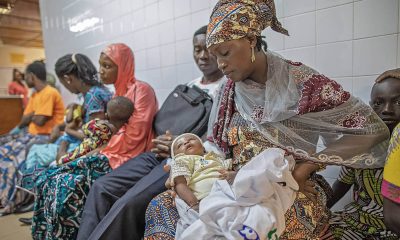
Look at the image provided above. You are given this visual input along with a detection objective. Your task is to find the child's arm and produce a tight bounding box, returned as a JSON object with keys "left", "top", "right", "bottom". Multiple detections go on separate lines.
{"left": 327, "top": 166, "right": 355, "bottom": 208}
{"left": 56, "top": 140, "right": 69, "bottom": 161}
{"left": 65, "top": 120, "right": 85, "bottom": 140}
{"left": 174, "top": 176, "right": 199, "bottom": 210}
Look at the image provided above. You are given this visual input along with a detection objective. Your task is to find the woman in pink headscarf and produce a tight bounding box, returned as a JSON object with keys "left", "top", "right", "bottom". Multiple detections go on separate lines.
{"left": 31, "top": 43, "right": 158, "bottom": 239}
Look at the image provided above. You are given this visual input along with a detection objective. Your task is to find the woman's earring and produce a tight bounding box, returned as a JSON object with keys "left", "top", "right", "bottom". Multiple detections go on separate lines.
{"left": 251, "top": 47, "right": 256, "bottom": 63}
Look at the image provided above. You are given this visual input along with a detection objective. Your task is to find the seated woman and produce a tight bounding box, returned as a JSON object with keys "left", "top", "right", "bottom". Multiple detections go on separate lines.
{"left": 8, "top": 68, "right": 28, "bottom": 107}
{"left": 31, "top": 43, "right": 158, "bottom": 240}
{"left": 325, "top": 75, "right": 400, "bottom": 239}
{"left": 144, "top": 0, "right": 389, "bottom": 239}
{"left": 0, "top": 61, "right": 65, "bottom": 216}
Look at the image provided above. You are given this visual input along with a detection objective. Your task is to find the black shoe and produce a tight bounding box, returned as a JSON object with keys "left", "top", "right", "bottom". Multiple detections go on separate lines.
{"left": 19, "top": 217, "right": 32, "bottom": 225}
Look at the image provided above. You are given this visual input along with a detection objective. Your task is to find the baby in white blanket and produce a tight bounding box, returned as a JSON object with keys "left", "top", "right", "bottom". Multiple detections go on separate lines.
{"left": 169, "top": 133, "right": 299, "bottom": 240}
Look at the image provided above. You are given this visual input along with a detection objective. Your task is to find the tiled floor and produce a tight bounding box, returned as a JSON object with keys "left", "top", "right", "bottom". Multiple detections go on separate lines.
{"left": 0, "top": 212, "right": 32, "bottom": 240}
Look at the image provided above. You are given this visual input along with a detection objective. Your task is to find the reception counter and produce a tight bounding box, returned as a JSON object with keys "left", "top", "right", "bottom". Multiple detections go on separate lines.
{"left": 0, "top": 96, "right": 23, "bottom": 135}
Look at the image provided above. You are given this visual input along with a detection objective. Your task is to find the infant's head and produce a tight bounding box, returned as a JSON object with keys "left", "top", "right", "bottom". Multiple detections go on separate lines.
{"left": 106, "top": 96, "right": 134, "bottom": 131}
{"left": 171, "top": 133, "right": 205, "bottom": 158}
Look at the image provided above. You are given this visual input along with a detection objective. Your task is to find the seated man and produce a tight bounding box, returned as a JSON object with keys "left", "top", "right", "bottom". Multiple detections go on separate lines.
{"left": 0, "top": 61, "right": 65, "bottom": 215}
{"left": 77, "top": 25, "right": 226, "bottom": 240}
{"left": 325, "top": 72, "right": 400, "bottom": 239}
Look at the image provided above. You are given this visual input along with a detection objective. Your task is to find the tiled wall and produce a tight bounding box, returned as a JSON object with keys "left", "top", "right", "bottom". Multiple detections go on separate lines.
{"left": 39, "top": 0, "right": 400, "bottom": 210}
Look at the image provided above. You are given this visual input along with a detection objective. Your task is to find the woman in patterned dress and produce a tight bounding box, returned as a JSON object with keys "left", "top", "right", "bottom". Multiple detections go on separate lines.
{"left": 143, "top": 0, "right": 390, "bottom": 239}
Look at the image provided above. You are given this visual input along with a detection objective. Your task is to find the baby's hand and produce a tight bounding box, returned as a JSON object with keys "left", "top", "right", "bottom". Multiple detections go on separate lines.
{"left": 218, "top": 169, "right": 237, "bottom": 185}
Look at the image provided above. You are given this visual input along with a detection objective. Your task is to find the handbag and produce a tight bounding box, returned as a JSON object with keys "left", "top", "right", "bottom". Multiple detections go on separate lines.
{"left": 153, "top": 84, "right": 213, "bottom": 137}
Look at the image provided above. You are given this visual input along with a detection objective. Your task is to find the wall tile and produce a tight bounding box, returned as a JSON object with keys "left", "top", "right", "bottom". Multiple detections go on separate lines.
{"left": 353, "top": 35, "right": 397, "bottom": 76}
{"left": 316, "top": 0, "right": 352, "bottom": 9}
{"left": 176, "top": 39, "right": 193, "bottom": 64}
{"left": 352, "top": 75, "right": 378, "bottom": 103}
{"left": 263, "top": 28, "right": 284, "bottom": 51}
{"left": 135, "top": 49, "right": 147, "bottom": 71}
{"left": 132, "top": 0, "right": 144, "bottom": 11}
{"left": 175, "top": 15, "right": 192, "bottom": 41}
{"left": 145, "top": 68, "right": 162, "bottom": 89}
{"left": 398, "top": 34, "right": 400, "bottom": 68}
{"left": 316, "top": 4, "right": 353, "bottom": 44}
{"left": 146, "top": 46, "right": 161, "bottom": 69}
{"left": 160, "top": 43, "right": 176, "bottom": 67}
{"left": 316, "top": 41, "right": 353, "bottom": 78}
{"left": 145, "top": 25, "right": 160, "bottom": 48}
{"left": 191, "top": 0, "right": 209, "bottom": 12}
{"left": 354, "top": 0, "right": 398, "bottom": 39}
{"left": 132, "top": 9, "right": 145, "bottom": 30}
{"left": 145, "top": 3, "right": 159, "bottom": 26}
{"left": 160, "top": 66, "right": 178, "bottom": 89}
{"left": 284, "top": 12, "right": 316, "bottom": 49}
{"left": 280, "top": 46, "right": 316, "bottom": 69}
{"left": 174, "top": 0, "right": 191, "bottom": 17}
{"left": 133, "top": 29, "right": 146, "bottom": 51}
{"left": 176, "top": 63, "right": 194, "bottom": 85}
{"left": 191, "top": 9, "right": 211, "bottom": 33}
{"left": 156, "top": 89, "right": 175, "bottom": 105}
{"left": 283, "top": 0, "right": 315, "bottom": 17}
{"left": 333, "top": 77, "right": 353, "bottom": 93}
{"left": 159, "top": 0, "right": 174, "bottom": 22}
{"left": 159, "top": 20, "right": 175, "bottom": 45}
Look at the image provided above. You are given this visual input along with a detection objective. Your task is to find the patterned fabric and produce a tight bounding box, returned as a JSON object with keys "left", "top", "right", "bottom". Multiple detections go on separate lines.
{"left": 32, "top": 154, "right": 111, "bottom": 240}
{"left": 0, "top": 133, "right": 48, "bottom": 208}
{"left": 83, "top": 85, "right": 112, "bottom": 122}
{"left": 144, "top": 192, "right": 180, "bottom": 240}
{"left": 59, "top": 119, "right": 114, "bottom": 165}
{"left": 322, "top": 168, "right": 398, "bottom": 240}
{"left": 382, "top": 124, "right": 400, "bottom": 204}
{"left": 206, "top": 0, "right": 288, "bottom": 48}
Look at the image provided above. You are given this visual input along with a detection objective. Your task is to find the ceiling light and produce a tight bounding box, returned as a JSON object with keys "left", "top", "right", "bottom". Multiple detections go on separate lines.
{"left": 69, "top": 17, "right": 100, "bottom": 33}
{"left": 0, "top": 2, "right": 13, "bottom": 15}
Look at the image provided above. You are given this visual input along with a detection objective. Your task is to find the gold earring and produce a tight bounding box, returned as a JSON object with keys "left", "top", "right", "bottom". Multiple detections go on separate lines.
{"left": 251, "top": 47, "right": 256, "bottom": 63}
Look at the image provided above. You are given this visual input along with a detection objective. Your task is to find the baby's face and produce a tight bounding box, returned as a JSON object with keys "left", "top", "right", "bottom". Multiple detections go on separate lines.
{"left": 173, "top": 135, "right": 204, "bottom": 156}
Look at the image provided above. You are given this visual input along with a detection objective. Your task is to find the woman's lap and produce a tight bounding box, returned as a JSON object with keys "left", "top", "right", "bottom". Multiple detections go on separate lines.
{"left": 144, "top": 177, "right": 331, "bottom": 240}
{"left": 144, "top": 191, "right": 179, "bottom": 240}
{"left": 32, "top": 154, "right": 111, "bottom": 239}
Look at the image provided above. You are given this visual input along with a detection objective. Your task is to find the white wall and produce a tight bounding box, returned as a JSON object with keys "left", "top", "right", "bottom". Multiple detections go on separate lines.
{"left": 39, "top": 0, "right": 400, "bottom": 210}
{"left": 0, "top": 45, "right": 45, "bottom": 90}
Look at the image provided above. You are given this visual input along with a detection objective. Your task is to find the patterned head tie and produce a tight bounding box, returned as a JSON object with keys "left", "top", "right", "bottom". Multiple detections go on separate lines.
{"left": 206, "top": 0, "right": 289, "bottom": 48}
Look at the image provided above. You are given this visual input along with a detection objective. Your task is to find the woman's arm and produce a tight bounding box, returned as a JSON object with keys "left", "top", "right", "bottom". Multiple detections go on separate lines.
{"left": 174, "top": 176, "right": 199, "bottom": 210}
{"left": 292, "top": 162, "right": 319, "bottom": 203}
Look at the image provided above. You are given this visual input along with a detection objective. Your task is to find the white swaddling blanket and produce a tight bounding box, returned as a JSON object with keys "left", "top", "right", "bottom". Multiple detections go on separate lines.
{"left": 176, "top": 148, "right": 299, "bottom": 240}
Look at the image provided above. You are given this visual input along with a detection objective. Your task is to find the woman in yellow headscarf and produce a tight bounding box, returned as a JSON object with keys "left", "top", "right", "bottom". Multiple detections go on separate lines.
{"left": 143, "top": 1, "right": 389, "bottom": 239}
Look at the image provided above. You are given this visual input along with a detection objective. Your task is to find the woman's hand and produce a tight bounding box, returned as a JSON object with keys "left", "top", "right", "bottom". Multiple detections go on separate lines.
{"left": 151, "top": 130, "right": 174, "bottom": 160}
{"left": 376, "top": 68, "right": 400, "bottom": 82}
{"left": 292, "top": 162, "right": 319, "bottom": 203}
{"left": 218, "top": 169, "right": 237, "bottom": 184}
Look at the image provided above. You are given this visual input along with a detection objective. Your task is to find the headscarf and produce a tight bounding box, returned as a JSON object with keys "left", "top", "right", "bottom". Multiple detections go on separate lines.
{"left": 206, "top": 0, "right": 288, "bottom": 48}
{"left": 100, "top": 43, "right": 158, "bottom": 169}
{"left": 102, "top": 43, "right": 136, "bottom": 96}
{"left": 208, "top": 51, "right": 389, "bottom": 169}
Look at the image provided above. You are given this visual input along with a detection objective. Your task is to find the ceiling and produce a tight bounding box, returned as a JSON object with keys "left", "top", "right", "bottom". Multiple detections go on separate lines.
{"left": 0, "top": 0, "right": 43, "bottom": 48}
